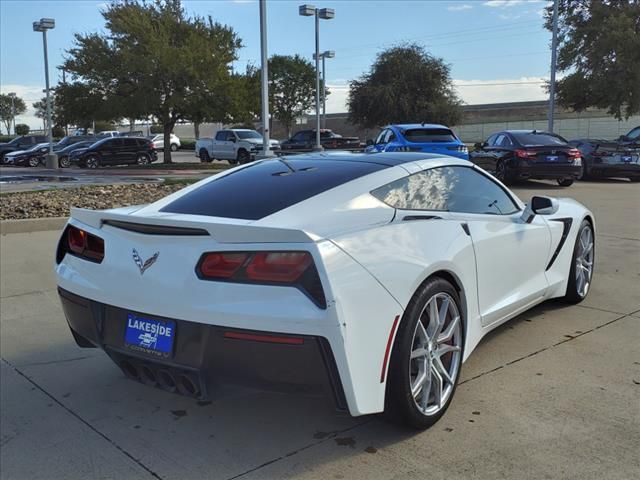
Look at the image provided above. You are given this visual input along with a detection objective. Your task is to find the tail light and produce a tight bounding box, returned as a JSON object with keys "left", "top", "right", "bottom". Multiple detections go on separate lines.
{"left": 57, "top": 225, "right": 105, "bottom": 263}
{"left": 447, "top": 145, "right": 469, "bottom": 153}
{"left": 567, "top": 148, "right": 581, "bottom": 158}
{"left": 196, "top": 251, "right": 326, "bottom": 308}
{"left": 515, "top": 149, "right": 538, "bottom": 159}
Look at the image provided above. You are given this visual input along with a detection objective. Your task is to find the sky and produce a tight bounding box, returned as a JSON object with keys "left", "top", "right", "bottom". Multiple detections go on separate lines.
{"left": 0, "top": 0, "right": 554, "bottom": 129}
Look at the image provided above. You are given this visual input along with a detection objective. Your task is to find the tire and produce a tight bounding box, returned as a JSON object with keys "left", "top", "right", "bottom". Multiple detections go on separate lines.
{"left": 386, "top": 277, "right": 464, "bottom": 429}
{"left": 237, "top": 149, "right": 250, "bottom": 164}
{"left": 199, "top": 149, "right": 211, "bottom": 163}
{"left": 28, "top": 156, "right": 40, "bottom": 168}
{"left": 629, "top": 177, "right": 640, "bottom": 182}
{"left": 557, "top": 178, "right": 574, "bottom": 187}
{"left": 581, "top": 160, "right": 591, "bottom": 180}
{"left": 563, "top": 219, "right": 594, "bottom": 304}
{"left": 59, "top": 156, "right": 70, "bottom": 168}
{"left": 170, "top": 143, "right": 178, "bottom": 152}
{"left": 85, "top": 155, "right": 99, "bottom": 169}
{"left": 136, "top": 153, "right": 151, "bottom": 165}
{"left": 494, "top": 160, "right": 509, "bottom": 184}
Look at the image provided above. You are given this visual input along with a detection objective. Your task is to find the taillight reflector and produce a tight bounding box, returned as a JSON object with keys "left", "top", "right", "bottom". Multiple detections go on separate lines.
{"left": 64, "top": 225, "right": 105, "bottom": 263}
{"left": 245, "top": 252, "right": 312, "bottom": 282}
{"left": 199, "top": 253, "right": 248, "bottom": 278}
{"left": 515, "top": 149, "right": 538, "bottom": 159}
{"left": 223, "top": 331, "right": 304, "bottom": 345}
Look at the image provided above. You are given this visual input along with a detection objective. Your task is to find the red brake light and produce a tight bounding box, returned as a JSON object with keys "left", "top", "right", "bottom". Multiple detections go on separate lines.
{"left": 567, "top": 148, "right": 581, "bottom": 158}
{"left": 245, "top": 252, "right": 312, "bottom": 282}
{"left": 199, "top": 253, "right": 248, "bottom": 278}
{"left": 64, "top": 226, "right": 104, "bottom": 262}
{"left": 515, "top": 149, "right": 537, "bottom": 159}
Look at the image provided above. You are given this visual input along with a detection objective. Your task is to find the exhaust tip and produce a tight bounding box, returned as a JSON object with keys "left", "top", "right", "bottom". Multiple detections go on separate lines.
{"left": 176, "top": 374, "right": 199, "bottom": 397}
{"left": 157, "top": 369, "right": 177, "bottom": 393}
{"left": 120, "top": 360, "right": 139, "bottom": 380}
{"left": 139, "top": 365, "right": 157, "bottom": 386}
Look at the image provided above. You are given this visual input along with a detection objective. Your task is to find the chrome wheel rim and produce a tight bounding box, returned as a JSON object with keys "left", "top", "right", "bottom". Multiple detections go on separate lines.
{"left": 86, "top": 157, "right": 98, "bottom": 168}
{"left": 137, "top": 154, "right": 149, "bottom": 165}
{"left": 575, "top": 225, "right": 594, "bottom": 297}
{"left": 409, "top": 292, "right": 462, "bottom": 416}
{"left": 495, "top": 162, "right": 505, "bottom": 180}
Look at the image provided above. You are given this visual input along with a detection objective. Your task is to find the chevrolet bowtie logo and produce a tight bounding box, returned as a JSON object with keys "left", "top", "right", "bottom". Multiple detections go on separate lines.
{"left": 132, "top": 248, "right": 159, "bottom": 275}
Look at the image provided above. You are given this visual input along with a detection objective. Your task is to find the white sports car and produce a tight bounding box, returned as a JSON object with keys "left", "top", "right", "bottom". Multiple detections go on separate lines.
{"left": 55, "top": 153, "right": 595, "bottom": 429}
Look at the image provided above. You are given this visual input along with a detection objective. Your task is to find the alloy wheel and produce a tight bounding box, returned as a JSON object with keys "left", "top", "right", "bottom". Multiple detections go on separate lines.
{"left": 137, "top": 154, "right": 150, "bottom": 165}
{"left": 575, "top": 225, "right": 594, "bottom": 298}
{"left": 85, "top": 156, "right": 99, "bottom": 169}
{"left": 409, "top": 292, "right": 462, "bottom": 416}
{"left": 495, "top": 161, "right": 506, "bottom": 181}
{"left": 59, "top": 156, "right": 70, "bottom": 168}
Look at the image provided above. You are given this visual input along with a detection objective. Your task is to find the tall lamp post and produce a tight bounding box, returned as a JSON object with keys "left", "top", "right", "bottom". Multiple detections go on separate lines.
{"left": 314, "top": 50, "right": 334, "bottom": 128}
{"left": 299, "top": 4, "right": 334, "bottom": 151}
{"left": 33, "top": 18, "right": 58, "bottom": 169}
{"left": 259, "top": 0, "right": 273, "bottom": 158}
{"left": 548, "top": 0, "right": 559, "bottom": 133}
{"left": 7, "top": 92, "right": 16, "bottom": 135}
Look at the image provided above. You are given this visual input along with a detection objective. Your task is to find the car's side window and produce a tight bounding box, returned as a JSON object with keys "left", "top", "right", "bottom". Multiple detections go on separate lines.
{"left": 486, "top": 134, "right": 498, "bottom": 147}
{"left": 374, "top": 130, "right": 386, "bottom": 145}
{"left": 215, "top": 131, "right": 229, "bottom": 141}
{"left": 627, "top": 127, "right": 640, "bottom": 141}
{"left": 371, "top": 166, "right": 519, "bottom": 215}
{"left": 387, "top": 130, "right": 397, "bottom": 143}
{"left": 495, "top": 134, "right": 512, "bottom": 147}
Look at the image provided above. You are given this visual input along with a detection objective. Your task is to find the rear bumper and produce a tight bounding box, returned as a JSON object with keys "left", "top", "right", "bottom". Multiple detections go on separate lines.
{"left": 587, "top": 161, "right": 640, "bottom": 177}
{"left": 512, "top": 162, "right": 581, "bottom": 180}
{"left": 58, "top": 287, "right": 347, "bottom": 410}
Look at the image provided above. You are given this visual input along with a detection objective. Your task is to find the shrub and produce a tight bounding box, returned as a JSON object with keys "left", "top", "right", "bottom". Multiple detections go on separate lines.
{"left": 150, "top": 125, "right": 164, "bottom": 134}
{"left": 15, "top": 124, "right": 30, "bottom": 135}
{"left": 180, "top": 139, "right": 196, "bottom": 150}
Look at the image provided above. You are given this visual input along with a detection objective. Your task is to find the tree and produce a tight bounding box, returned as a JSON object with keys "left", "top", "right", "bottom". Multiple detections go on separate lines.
{"left": 348, "top": 44, "right": 461, "bottom": 128}
{"left": 0, "top": 94, "right": 27, "bottom": 134}
{"left": 268, "top": 55, "right": 317, "bottom": 138}
{"left": 33, "top": 96, "right": 53, "bottom": 131}
{"left": 15, "top": 124, "right": 30, "bottom": 135}
{"left": 54, "top": 82, "right": 115, "bottom": 130}
{"left": 64, "top": 0, "right": 242, "bottom": 163}
{"left": 545, "top": 1, "right": 640, "bottom": 120}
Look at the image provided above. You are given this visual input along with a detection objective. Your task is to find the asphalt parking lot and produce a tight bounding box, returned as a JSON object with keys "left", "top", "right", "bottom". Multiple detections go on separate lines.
{"left": 1, "top": 179, "right": 639, "bottom": 480}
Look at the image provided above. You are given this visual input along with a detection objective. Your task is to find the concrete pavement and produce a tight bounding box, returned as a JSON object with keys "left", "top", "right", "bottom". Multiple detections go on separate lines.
{"left": 1, "top": 179, "right": 639, "bottom": 480}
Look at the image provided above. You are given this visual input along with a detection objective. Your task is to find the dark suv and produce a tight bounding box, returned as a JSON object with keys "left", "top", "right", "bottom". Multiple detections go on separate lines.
{"left": 77, "top": 137, "right": 157, "bottom": 168}
{"left": 0, "top": 135, "right": 48, "bottom": 162}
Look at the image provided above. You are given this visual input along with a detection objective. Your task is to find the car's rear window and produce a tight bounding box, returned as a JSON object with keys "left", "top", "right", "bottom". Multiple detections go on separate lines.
{"left": 512, "top": 132, "right": 568, "bottom": 146}
{"left": 402, "top": 128, "right": 456, "bottom": 143}
{"left": 160, "top": 158, "right": 386, "bottom": 220}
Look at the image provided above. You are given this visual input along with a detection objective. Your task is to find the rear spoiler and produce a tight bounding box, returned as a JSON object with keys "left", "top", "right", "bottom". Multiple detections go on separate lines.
{"left": 70, "top": 207, "right": 318, "bottom": 244}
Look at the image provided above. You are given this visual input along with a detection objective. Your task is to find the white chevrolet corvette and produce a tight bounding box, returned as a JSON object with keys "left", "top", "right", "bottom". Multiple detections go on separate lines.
{"left": 55, "top": 152, "right": 595, "bottom": 429}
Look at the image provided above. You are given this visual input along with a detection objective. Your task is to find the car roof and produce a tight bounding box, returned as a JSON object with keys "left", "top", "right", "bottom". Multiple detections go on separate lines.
{"left": 291, "top": 151, "right": 447, "bottom": 166}
{"left": 388, "top": 123, "right": 451, "bottom": 130}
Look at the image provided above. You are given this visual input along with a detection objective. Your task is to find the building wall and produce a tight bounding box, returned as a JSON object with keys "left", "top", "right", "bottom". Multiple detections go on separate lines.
{"left": 120, "top": 101, "right": 639, "bottom": 144}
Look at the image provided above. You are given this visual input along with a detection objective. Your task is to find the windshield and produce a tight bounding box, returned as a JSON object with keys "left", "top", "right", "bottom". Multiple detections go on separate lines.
{"left": 27, "top": 143, "right": 49, "bottom": 152}
{"left": 235, "top": 130, "right": 262, "bottom": 140}
{"left": 626, "top": 127, "right": 640, "bottom": 141}
{"left": 402, "top": 128, "right": 456, "bottom": 143}
{"left": 512, "top": 132, "right": 568, "bottom": 146}
{"left": 8, "top": 137, "right": 22, "bottom": 145}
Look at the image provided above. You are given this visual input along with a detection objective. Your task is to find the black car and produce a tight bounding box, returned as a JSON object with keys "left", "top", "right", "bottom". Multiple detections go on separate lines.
{"left": 3, "top": 142, "right": 51, "bottom": 167}
{"left": 570, "top": 126, "right": 640, "bottom": 182}
{"left": 77, "top": 137, "right": 157, "bottom": 168}
{"left": 57, "top": 141, "right": 97, "bottom": 168}
{"left": 470, "top": 130, "right": 582, "bottom": 186}
{"left": 280, "top": 129, "right": 361, "bottom": 152}
{"left": 0, "top": 135, "right": 48, "bottom": 162}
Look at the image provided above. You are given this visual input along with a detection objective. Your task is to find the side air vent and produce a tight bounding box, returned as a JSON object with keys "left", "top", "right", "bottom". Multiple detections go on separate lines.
{"left": 103, "top": 220, "right": 209, "bottom": 236}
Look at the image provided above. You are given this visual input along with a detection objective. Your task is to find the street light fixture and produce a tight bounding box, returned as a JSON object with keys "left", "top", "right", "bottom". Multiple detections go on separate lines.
{"left": 299, "top": 4, "right": 335, "bottom": 151}
{"left": 7, "top": 92, "right": 16, "bottom": 135}
{"left": 314, "top": 50, "right": 335, "bottom": 129}
{"left": 33, "top": 17, "right": 58, "bottom": 168}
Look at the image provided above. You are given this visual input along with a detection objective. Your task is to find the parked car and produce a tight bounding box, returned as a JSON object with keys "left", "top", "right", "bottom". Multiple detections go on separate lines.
{"left": 569, "top": 126, "right": 640, "bottom": 182}
{"left": 365, "top": 124, "right": 468, "bottom": 160}
{"left": 470, "top": 130, "right": 582, "bottom": 186}
{"left": 72, "top": 128, "right": 94, "bottom": 136}
{"left": 3, "top": 142, "right": 50, "bottom": 167}
{"left": 55, "top": 152, "right": 595, "bottom": 429}
{"left": 57, "top": 141, "right": 98, "bottom": 168}
{"left": 54, "top": 135, "right": 97, "bottom": 149}
{"left": 280, "top": 129, "right": 360, "bottom": 152}
{"left": 76, "top": 137, "right": 157, "bottom": 168}
{"left": 150, "top": 133, "right": 181, "bottom": 152}
{"left": 196, "top": 129, "right": 280, "bottom": 164}
{"left": 97, "top": 130, "right": 121, "bottom": 138}
{"left": 0, "top": 135, "right": 48, "bottom": 162}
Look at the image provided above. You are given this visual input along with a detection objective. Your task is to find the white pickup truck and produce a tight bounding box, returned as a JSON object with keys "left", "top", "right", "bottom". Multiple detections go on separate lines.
{"left": 195, "top": 129, "right": 280, "bottom": 164}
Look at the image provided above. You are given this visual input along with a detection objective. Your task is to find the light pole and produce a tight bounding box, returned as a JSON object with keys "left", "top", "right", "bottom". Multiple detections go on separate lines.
{"left": 299, "top": 4, "right": 334, "bottom": 151}
{"left": 548, "top": 0, "right": 559, "bottom": 133}
{"left": 314, "top": 50, "right": 334, "bottom": 129}
{"left": 259, "top": 0, "right": 273, "bottom": 158}
{"left": 7, "top": 92, "right": 16, "bottom": 135}
{"left": 33, "top": 18, "right": 58, "bottom": 168}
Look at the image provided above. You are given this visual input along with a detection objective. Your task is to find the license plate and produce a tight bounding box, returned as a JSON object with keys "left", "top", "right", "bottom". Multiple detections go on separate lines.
{"left": 546, "top": 155, "right": 559, "bottom": 162}
{"left": 621, "top": 155, "right": 632, "bottom": 163}
{"left": 124, "top": 313, "right": 175, "bottom": 357}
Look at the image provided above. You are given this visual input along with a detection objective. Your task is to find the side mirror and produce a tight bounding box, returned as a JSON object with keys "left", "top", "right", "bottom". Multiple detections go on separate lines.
{"left": 473, "top": 142, "right": 483, "bottom": 150}
{"left": 366, "top": 139, "right": 374, "bottom": 146}
{"left": 522, "top": 195, "right": 559, "bottom": 223}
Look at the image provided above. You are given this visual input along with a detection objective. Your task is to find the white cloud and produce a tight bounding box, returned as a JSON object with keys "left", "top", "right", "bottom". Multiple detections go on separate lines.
{"left": 453, "top": 77, "right": 547, "bottom": 105}
{"left": 448, "top": 4, "right": 473, "bottom": 11}
{"left": 0, "top": 84, "right": 47, "bottom": 131}
{"left": 483, "top": 0, "right": 542, "bottom": 8}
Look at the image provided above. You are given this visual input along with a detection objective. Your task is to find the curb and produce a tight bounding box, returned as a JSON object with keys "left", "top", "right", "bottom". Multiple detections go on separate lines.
{"left": 0, "top": 217, "right": 67, "bottom": 235}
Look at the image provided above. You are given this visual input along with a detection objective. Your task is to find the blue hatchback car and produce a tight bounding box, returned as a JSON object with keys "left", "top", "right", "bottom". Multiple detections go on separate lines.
{"left": 365, "top": 123, "right": 469, "bottom": 160}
